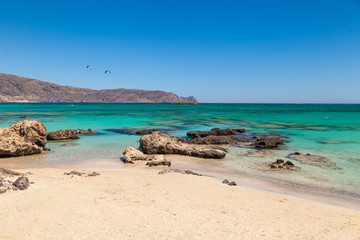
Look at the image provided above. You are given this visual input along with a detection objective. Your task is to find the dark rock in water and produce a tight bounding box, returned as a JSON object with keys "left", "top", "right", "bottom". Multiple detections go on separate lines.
{"left": 135, "top": 129, "right": 159, "bottom": 135}
{"left": 185, "top": 135, "right": 240, "bottom": 145}
{"left": 87, "top": 172, "right": 100, "bottom": 177}
{"left": 288, "top": 152, "right": 340, "bottom": 169}
{"left": 47, "top": 128, "right": 94, "bottom": 141}
{"left": 47, "top": 129, "right": 80, "bottom": 141}
{"left": 61, "top": 142, "right": 78, "bottom": 147}
{"left": 20, "top": 116, "right": 27, "bottom": 119}
{"left": 244, "top": 150, "right": 275, "bottom": 157}
{"left": 187, "top": 128, "right": 245, "bottom": 139}
{"left": 140, "top": 131, "right": 227, "bottom": 159}
{"left": 267, "top": 159, "right": 300, "bottom": 170}
{"left": 0, "top": 120, "right": 48, "bottom": 157}
{"left": 222, "top": 179, "right": 237, "bottom": 186}
{"left": 251, "top": 138, "right": 284, "bottom": 149}
{"left": 105, "top": 128, "right": 173, "bottom": 135}
{"left": 236, "top": 132, "right": 290, "bottom": 143}
{"left": 64, "top": 171, "right": 84, "bottom": 176}
{"left": 122, "top": 147, "right": 149, "bottom": 164}
{"left": 74, "top": 129, "right": 94, "bottom": 135}
{"left": 146, "top": 155, "right": 171, "bottom": 167}
{"left": 158, "top": 169, "right": 202, "bottom": 176}
{"left": 13, "top": 177, "right": 30, "bottom": 190}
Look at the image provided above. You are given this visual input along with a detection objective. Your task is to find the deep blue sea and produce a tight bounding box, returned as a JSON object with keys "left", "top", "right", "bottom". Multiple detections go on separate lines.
{"left": 0, "top": 103, "right": 359, "bottom": 197}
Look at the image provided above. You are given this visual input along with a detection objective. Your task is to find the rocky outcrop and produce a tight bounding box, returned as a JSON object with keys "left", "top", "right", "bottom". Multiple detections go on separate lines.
{"left": 267, "top": 159, "right": 300, "bottom": 170}
{"left": 0, "top": 73, "right": 197, "bottom": 103}
{"left": 288, "top": 152, "right": 340, "bottom": 169}
{"left": 140, "top": 131, "right": 227, "bottom": 159}
{"left": 122, "top": 147, "right": 149, "bottom": 164}
{"left": 187, "top": 128, "right": 245, "bottom": 139}
{"left": 146, "top": 155, "right": 171, "bottom": 167}
{"left": 47, "top": 128, "right": 94, "bottom": 141}
{"left": 251, "top": 138, "right": 284, "bottom": 149}
{"left": 0, "top": 120, "right": 48, "bottom": 157}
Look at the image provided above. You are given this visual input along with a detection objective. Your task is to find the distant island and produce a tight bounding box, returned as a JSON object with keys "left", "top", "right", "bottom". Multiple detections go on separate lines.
{"left": 0, "top": 73, "right": 197, "bottom": 103}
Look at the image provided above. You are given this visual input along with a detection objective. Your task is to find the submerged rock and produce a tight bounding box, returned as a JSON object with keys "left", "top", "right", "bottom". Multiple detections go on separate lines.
{"left": 251, "top": 138, "right": 284, "bottom": 149}
{"left": 187, "top": 128, "right": 245, "bottom": 139}
{"left": 0, "top": 120, "right": 48, "bottom": 157}
{"left": 146, "top": 155, "right": 171, "bottom": 167}
{"left": 13, "top": 177, "right": 30, "bottom": 190}
{"left": 244, "top": 150, "right": 275, "bottom": 157}
{"left": 105, "top": 128, "right": 173, "bottom": 135}
{"left": 185, "top": 135, "right": 240, "bottom": 145}
{"left": 122, "top": 147, "right": 149, "bottom": 164}
{"left": 140, "top": 131, "right": 227, "bottom": 159}
{"left": 288, "top": 152, "right": 340, "bottom": 169}
{"left": 267, "top": 159, "right": 300, "bottom": 170}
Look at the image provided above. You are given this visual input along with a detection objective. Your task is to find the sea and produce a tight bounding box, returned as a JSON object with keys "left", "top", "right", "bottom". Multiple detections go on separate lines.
{"left": 0, "top": 103, "right": 359, "bottom": 201}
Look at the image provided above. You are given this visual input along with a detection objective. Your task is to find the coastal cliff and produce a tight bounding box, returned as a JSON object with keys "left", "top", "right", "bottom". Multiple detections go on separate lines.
{"left": 0, "top": 73, "right": 197, "bottom": 103}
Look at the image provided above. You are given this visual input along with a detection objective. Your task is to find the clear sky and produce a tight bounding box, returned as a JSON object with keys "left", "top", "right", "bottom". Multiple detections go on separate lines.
{"left": 1, "top": 0, "right": 360, "bottom": 103}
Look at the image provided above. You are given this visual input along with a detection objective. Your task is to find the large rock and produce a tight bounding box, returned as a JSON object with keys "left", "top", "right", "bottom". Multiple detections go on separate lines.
{"left": 288, "top": 152, "right": 340, "bottom": 169}
{"left": 122, "top": 147, "right": 149, "bottom": 163}
{"left": 47, "top": 128, "right": 94, "bottom": 141}
{"left": 187, "top": 128, "right": 245, "bottom": 139}
{"left": 139, "top": 131, "right": 227, "bottom": 159}
{"left": 0, "top": 120, "right": 47, "bottom": 157}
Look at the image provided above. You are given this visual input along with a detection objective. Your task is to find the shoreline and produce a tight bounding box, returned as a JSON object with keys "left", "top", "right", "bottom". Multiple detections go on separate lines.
{"left": 1, "top": 165, "right": 359, "bottom": 239}
{"left": 4, "top": 154, "right": 359, "bottom": 211}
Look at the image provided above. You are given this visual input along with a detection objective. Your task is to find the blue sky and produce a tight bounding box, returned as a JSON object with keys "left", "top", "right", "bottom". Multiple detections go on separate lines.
{"left": 1, "top": 0, "right": 360, "bottom": 103}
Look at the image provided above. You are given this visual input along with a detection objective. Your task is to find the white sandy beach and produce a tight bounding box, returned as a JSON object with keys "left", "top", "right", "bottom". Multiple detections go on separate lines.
{"left": 1, "top": 165, "right": 359, "bottom": 240}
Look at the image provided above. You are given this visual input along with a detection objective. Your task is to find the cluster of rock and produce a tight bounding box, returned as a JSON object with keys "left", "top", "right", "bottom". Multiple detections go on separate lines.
{"left": 222, "top": 179, "right": 237, "bottom": 186}
{"left": 122, "top": 146, "right": 171, "bottom": 166}
{"left": 0, "top": 120, "right": 48, "bottom": 157}
{"left": 0, "top": 168, "right": 31, "bottom": 194}
{"left": 267, "top": 159, "right": 300, "bottom": 170}
{"left": 47, "top": 129, "right": 94, "bottom": 141}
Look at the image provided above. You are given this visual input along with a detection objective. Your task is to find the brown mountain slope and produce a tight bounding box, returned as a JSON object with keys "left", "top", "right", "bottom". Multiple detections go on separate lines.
{"left": 0, "top": 73, "right": 197, "bottom": 103}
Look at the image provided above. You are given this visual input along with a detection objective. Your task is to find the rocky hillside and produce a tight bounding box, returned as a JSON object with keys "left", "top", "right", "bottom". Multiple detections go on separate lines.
{"left": 0, "top": 73, "right": 197, "bottom": 103}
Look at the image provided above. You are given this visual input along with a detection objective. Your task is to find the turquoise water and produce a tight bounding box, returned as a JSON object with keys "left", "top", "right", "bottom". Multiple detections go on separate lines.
{"left": 0, "top": 103, "right": 359, "bottom": 197}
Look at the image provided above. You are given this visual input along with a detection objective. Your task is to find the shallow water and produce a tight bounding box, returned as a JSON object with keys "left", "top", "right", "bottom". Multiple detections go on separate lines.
{"left": 0, "top": 103, "right": 359, "bottom": 198}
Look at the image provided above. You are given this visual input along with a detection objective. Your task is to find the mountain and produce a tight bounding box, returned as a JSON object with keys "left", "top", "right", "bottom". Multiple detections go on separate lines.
{"left": 0, "top": 73, "right": 197, "bottom": 103}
